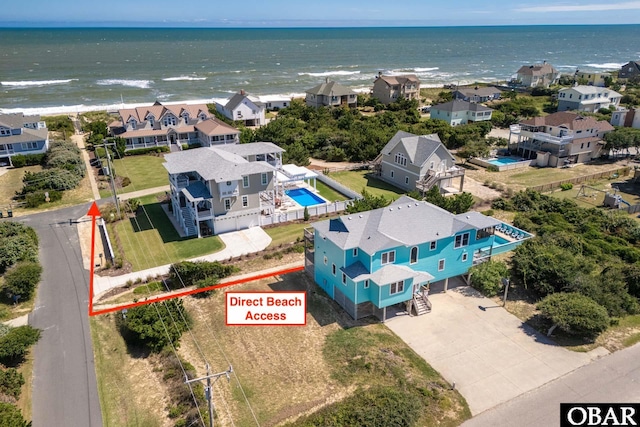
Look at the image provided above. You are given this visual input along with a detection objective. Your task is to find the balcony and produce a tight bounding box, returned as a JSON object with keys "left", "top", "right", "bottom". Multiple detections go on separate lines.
{"left": 531, "top": 132, "right": 574, "bottom": 145}
{"left": 219, "top": 188, "right": 239, "bottom": 199}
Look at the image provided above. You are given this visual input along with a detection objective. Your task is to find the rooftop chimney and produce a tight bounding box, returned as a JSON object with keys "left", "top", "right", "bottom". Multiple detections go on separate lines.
{"left": 240, "top": 89, "right": 245, "bottom": 96}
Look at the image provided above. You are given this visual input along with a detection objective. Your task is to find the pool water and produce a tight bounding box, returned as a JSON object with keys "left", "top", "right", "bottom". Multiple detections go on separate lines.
{"left": 494, "top": 235, "right": 510, "bottom": 245}
{"left": 487, "top": 157, "right": 525, "bottom": 166}
{"left": 286, "top": 188, "right": 326, "bottom": 207}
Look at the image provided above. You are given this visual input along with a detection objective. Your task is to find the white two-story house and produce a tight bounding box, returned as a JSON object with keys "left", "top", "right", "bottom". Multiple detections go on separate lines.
{"left": 557, "top": 85, "right": 622, "bottom": 113}
{"left": 430, "top": 100, "right": 493, "bottom": 126}
{"left": 216, "top": 91, "right": 266, "bottom": 127}
{"left": 163, "top": 142, "right": 285, "bottom": 237}
{"left": 0, "top": 113, "right": 48, "bottom": 166}
{"left": 515, "top": 112, "right": 614, "bottom": 166}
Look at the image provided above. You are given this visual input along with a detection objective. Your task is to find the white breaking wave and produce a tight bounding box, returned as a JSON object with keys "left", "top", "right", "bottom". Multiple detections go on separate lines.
{"left": 1, "top": 79, "right": 78, "bottom": 87}
{"left": 584, "top": 62, "right": 624, "bottom": 69}
{"left": 413, "top": 67, "right": 439, "bottom": 72}
{"left": 162, "top": 76, "right": 207, "bottom": 81}
{"left": 96, "top": 79, "right": 153, "bottom": 89}
{"left": 298, "top": 70, "right": 361, "bottom": 77}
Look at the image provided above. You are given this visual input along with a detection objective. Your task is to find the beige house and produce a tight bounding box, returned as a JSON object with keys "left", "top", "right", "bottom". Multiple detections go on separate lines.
{"left": 374, "top": 131, "right": 464, "bottom": 193}
{"left": 114, "top": 101, "right": 240, "bottom": 150}
{"left": 515, "top": 62, "right": 560, "bottom": 88}
{"left": 371, "top": 74, "right": 420, "bottom": 105}
{"left": 305, "top": 79, "right": 357, "bottom": 108}
{"left": 515, "top": 112, "right": 614, "bottom": 167}
{"left": 575, "top": 71, "right": 608, "bottom": 87}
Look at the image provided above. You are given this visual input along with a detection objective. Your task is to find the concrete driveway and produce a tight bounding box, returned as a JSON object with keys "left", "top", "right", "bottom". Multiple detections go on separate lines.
{"left": 385, "top": 281, "right": 608, "bottom": 415}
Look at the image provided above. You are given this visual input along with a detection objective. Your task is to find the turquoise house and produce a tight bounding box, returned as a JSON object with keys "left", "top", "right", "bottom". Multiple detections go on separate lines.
{"left": 305, "top": 196, "right": 531, "bottom": 320}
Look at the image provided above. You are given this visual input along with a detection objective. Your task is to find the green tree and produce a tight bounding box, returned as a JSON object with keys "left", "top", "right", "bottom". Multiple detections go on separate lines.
{"left": 537, "top": 293, "right": 609, "bottom": 339}
{"left": 117, "top": 300, "right": 192, "bottom": 353}
{"left": 469, "top": 260, "right": 509, "bottom": 297}
{"left": 345, "top": 189, "right": 390, "bottom": 214}
{"left": 0, "top": 402, "right": 30, "bottom": 427}
{"left": 3, "top": 261, "right": 42, "bottom": 300}
{"left": 0, "top": 234, "right": 39, "bottom": 274}
{"left": 0, "top": 326, "right": 41, "bottom": 365}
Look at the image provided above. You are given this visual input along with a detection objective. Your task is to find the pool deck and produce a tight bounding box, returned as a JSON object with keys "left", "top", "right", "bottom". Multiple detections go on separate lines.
{"left": 469, "top": 157, "right": 533, "bottom": 171}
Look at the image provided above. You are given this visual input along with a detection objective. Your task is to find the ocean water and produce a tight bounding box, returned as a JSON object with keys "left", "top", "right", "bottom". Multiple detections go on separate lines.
{"left": 1, "top": 25, "right": 640, "bottom": 115}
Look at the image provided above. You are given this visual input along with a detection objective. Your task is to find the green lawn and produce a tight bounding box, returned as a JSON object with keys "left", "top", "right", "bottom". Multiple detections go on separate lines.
{"left": 265, "top": 221, "right": 313, "bottom": 248}
{"left": 99, "top": 155, "right": 168, "bottom": 198}
{"left": 112, "top": 194, "right": 224, "bottom": 271}
{"left": 328, "top": 170, "right": 405, "bottom": 200}
{"left": 315, "top": 180, "right": 348, "bottom": 202}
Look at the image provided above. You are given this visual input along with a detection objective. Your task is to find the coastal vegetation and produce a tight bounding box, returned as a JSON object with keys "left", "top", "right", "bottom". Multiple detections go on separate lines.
{"left": 491, "top": 190, "right": 640, "bottom": 342}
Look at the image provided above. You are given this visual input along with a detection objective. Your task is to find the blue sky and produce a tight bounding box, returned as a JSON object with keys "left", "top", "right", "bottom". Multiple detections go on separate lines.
{"left": 2, "top": 0, "right": 639, "bottom": 26}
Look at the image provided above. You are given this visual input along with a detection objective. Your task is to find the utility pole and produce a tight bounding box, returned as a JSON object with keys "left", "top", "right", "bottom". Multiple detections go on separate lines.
{"left": 185, "top": 364, "right": 232, "bottom": 427}
{"left": 94, "top": 141, "right": 120, "bottom": 217}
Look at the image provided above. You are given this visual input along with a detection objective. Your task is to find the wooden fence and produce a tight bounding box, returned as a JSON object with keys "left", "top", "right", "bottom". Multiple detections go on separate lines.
{"left": 527, "top": 167, "right": 631, "bottom": 193}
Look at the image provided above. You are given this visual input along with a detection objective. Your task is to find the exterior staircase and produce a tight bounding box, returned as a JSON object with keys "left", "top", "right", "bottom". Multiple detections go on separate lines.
{"left": 412, "top": 291, "right": 432, "bottom": 316}
{"left": 180, "top": 207, "right": 197, "bottom": 236}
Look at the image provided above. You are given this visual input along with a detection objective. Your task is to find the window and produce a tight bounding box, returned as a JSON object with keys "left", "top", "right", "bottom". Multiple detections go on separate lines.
{"left": 438, "top": 259, "right": 445, "bottom": 271}
{"left": 381, "top": 250, "right": 395, "bottom": 265}
{"left": 353, "top": 248, "right": 358, "bottom": 257}
{"left": 130, "top": 120, "right": 137, "bottom": 129}
{"left": 242, "top": 176, "right": 249, "bottom": 188}
{"left": 580, "top": 143, "right": 584, "bottom": 149}
{"left": 390, "top": 170, "right": 394, "bottom": 178}
{"left": 242, "top": 195, "right": 248, "bottom": 207}
{"left": 226, "top": 181, "right": 232, "bottom": 186}
{"left": 342, "top": 273, "right": 346, "bottom": 285}
{"left": 390, "top": 280, "right": 404, "bottom": 295}
{"left": 410, "top": 246, "right": 418, "bottom": 264}
{"left": 587, "top": 142, "right": 591, "bottom": 148}
{"left": 224, "top": 198, "right": 231, "bottom": 210}
{"left": 261, "top": 173, "right": 268, "bottom": 185}
{"left": 454, "top": 232, "right": 470, "bottom": 248}
{"left": 430, "top": 241, "right": 436, "bottom": 251}
{"left": 394, "top": 152, "right": 407, "bottom": 167}
{"left": 0, "top": 127, "right": 10, "bottom": 136}
{"left": 148, "top": 117, "right": 154, "bottom": 126}
{"left": 21, "top": 142, "right": 38, "bottom": 150}
{"left": 405, "top": 176, "right": 409, "bottom": 185}
{"left": 332, "top": 264, "right": 336, "bottom": 276}
{"left": 364, "top": 280, "right": 369, "bottom": 289}
{"left": 323, "top": 256, "right": 327, "bottom": 265}
{"left": 430, "top": 161, "right": 435, "bottom": 169}
{"left": 462, "top": 253, "right": 468, "bottom": 262}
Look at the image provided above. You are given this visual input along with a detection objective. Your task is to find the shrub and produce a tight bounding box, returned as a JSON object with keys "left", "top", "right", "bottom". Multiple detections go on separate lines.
{"left": 303, "top": 206, "right": 310, "bottom": 221}
{"left": 537, "top": 293, "right": 609, "bottom": 338}
{"left": 560, "top": 183, "right": 573, "bottom": 191}
{"left": 3, "top": 261, "right": 43, "bottom": 300}
{"left": 0, "top": 368, "right": 25, "bottom": 400}
{"left": 124, "top": 146, "right": 170, "bottom": 156}
{"left": 469, "top": 260, "right": 509, "bottom": 297}
{"left": 24, "top": 189, "right": 63, "bottom": 208}
{"left": 117, "top": 300, "right": 191, "bottom": 352}
{"left": 0, "top": 402, "right": 29, "bottom": 427}
{"left": 169, "top": 261, "right": 237, "bottom": 289}
{"left": 0, "top": 233, "right": 39, "bottom": 274}
{"left": 192, "top": 276, "right": 219, "bottom": 298}
{"left": 482, "top": 209, "right": 494, "bottom": 216}
{"left": 0, "top": 325, "right": 41, "bottom": 365}
{"left": 9, "top": 156, "right": 26, "bottom": 168}
{"left": 487, "top": 165, "right": 499, "bottom": 172}
{"left": 121, "top": 176, "right": 131, "bottom": 187}
{"left": 22, "top": 168, "right": 82, "bottom": 193}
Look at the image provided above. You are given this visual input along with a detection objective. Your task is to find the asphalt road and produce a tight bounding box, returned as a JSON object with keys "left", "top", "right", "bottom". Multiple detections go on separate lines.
{"left": 18, "top": 203, "right": 103, "bottom": 427}
{"left": 462, "top": 342, "right": 640, "bottom": 427}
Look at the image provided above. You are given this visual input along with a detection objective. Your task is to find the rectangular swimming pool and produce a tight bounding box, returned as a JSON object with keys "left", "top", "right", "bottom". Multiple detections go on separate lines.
{"left": 286, "top": 188, "right": 326, "bottom": 207}
{"left": 487, "top": 157, "right": 525, "bottom": 166}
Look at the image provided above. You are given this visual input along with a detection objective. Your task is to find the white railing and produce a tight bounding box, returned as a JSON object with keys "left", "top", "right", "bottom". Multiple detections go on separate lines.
{"left": 260, "top": 200, "right": 353, "bottom": 226}
{"left": 532, "top": 132, "right": 574, "bottom": 145}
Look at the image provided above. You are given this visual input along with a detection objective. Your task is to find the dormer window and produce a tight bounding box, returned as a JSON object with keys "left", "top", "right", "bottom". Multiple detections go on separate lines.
{"left": 182, "top": 113, "right": 189, "bottom": 124}
{"left": 130, "top": 119, "right": 137, "bottom": 129}
{"left": 163, "top": 115, "right": 177, "bottom": 126}
{"left": 147, "top": 116, "right": 154, "bottom": 127}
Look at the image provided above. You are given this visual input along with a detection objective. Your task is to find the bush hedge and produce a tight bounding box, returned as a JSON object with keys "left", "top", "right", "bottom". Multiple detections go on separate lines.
{"left": 24, "top": 189, "right": 62, "bottom": 208}
{"left": 0, "top": 325, "right": 41, "bottom": 365}
{"left": 168, "top": 261, "right": 237, "bottom": 289}
{"left": 0, "top": 368, "right": 25, "bottom": 400}
{"left": 3, "top": 261, "right": 43, "bottom": 300}
{"left": 537, "top": 292, "right": 610, "bottom": 338}
{"left": 10, "top": 153, "right": 46, "bottom": 168}
{"left": 22, "top": 168, "right": 82, "bottom": 193}
{"left": 0, "top": 402, "right": 29, "bottom": 427}
{"left": 0, "top": 222, "right": 39, "bottom": 274}
{"left": 469, "top": 260, "right": 509, "bottom": 297}
{"left": 124, "top": 146, "right": 170, "bottom": 156}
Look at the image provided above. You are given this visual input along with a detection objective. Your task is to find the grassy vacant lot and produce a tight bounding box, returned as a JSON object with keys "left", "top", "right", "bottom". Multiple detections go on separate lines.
{"left": 265, "top": 222, "right": 311, "bottom": 248}
{"left": 466, "top": 161, "right": 630, "bottom": 191}
{"left": 99, "top": 155, "right": 168, "bottom": 198}
{"left": 111, "top": 194, "right": 224, "bottom": 271}
{"left": 180, "top": 273, "right": 469, "bottom": 426}
{"left": 91, "top": 316, "right": 166, "bottom": 427}
{"left": 0, "top": 165, "right": 93, "bottom": 217}
{"left": 329, "top": 170, "right": 405, "bottom": 200}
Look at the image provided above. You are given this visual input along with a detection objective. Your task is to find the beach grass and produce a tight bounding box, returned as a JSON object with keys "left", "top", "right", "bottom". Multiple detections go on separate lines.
{"left": 328, "top": 170, "right": 405, "bottom": 201}
{"left": 112, "top": 194, "right": 224, "bottom": 271}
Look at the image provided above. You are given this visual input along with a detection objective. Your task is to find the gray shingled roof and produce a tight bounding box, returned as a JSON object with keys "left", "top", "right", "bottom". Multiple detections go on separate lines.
{"left": 0, "top": 113, "right": 42, "bottom": 129}
{"left": 454, "top": 211, "right": 500, "bottom": 230}
{"left": 313, "top": 196, "right": 479, "bottom": 254}
{"left": 163, "top": 145, "right": 275, "bottom": 182}
{"left": 381, "top": 131, "right": 453, "bottom": 167}
{"left": 454, "top": 87, "right": 502, "bottom": 97}
{"left": 215, "top": 141, "right": 284, "bottom": 157}
{"left": 305, "top": 80, "right": 356, "bottom": 97}
{"left": 432, "top": 100, "right": 493, "bottom": 113}
{"left": 0, "top": 128, "right": 48, "bottom": 145}
{"left": 224, "top": 92, "right": 264, "bottom": 111}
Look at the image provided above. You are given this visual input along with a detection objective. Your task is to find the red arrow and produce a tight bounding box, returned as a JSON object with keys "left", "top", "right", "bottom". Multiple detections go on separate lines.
{"left": 87, "top": 202, "right": 101, "bottom": 316}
